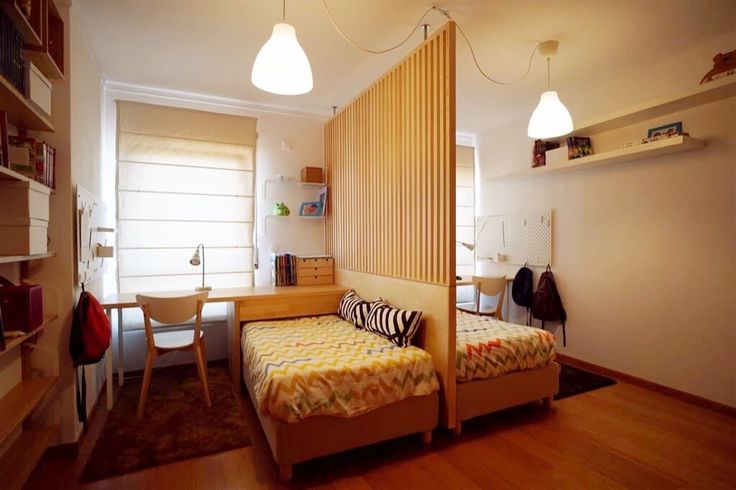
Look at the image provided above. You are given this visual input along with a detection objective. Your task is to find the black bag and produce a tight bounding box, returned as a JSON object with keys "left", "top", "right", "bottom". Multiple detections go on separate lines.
{"left": 531, "top": 265, "right": 567, "bottom": 346}
{"left": 511, "top": 263, "right": 534, "bottom": 325}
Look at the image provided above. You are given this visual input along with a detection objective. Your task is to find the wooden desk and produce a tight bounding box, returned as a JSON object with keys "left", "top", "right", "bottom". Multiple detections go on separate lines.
{"left": 100, "top": 285, "right": 348, "bottom": 410}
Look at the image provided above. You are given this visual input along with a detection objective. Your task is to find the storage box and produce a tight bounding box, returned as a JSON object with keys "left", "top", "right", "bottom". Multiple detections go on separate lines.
{"left": 0, "top": 278, "right": 43, "bottom": 332}
{"left": 25, "top": 61, "right": 52, "bottom": 116}
{"left": 545, "top": 145, "right": 569, "bottom": 165}
{"left": 0, "top": 180, "right": 50, "bottom": 224}
{"left": 0, "top": 218, "right": 48, "bottom": 254}
{"left": 301, "top": 166, "right": 323, "bottom": 183}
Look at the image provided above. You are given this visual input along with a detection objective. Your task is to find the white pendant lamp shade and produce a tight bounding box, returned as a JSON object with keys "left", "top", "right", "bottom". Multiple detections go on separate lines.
{"left": 527, "top": 90, "right": 573, "bottom": 139}
{"left": 251, "top": 23, "right": 313, "bottom": 95}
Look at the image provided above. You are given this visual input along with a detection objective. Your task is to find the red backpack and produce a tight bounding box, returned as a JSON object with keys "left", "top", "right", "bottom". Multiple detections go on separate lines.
{"left": 69, "top": 290, "right": 111, "bottom": 424}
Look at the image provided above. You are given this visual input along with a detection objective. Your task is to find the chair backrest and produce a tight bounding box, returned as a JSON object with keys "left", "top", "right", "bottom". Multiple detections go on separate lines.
{"left": 136, "top": 292, "right": 209, "bottom": 347}
{"left": 472, "top": 275, "right": 506, "bottom": 318}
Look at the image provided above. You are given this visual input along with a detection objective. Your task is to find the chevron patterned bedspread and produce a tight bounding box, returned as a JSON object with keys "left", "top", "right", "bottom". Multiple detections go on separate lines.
{"left": 241, "top": 315, "right": 439, "bottom": 423}
{"left": 456, "top": 311, "right": 557, "bottom": 382}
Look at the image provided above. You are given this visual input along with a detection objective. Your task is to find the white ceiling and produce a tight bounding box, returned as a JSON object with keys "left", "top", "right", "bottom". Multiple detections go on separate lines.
{"left": 77, "top": 0, "right": 735, "bottom": 134}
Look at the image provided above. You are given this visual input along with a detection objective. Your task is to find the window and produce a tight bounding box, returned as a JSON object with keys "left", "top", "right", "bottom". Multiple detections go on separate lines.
{"left": 456, "top": 145, "right": 475, "bottom": 276}
{"left": 115, "top": 101, "right": 257, "bottom": 294}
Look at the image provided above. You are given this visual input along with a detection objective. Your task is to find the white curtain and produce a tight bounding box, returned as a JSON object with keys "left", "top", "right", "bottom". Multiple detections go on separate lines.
{"left": 456, "top": 145, "right": 475, "bottom": 276}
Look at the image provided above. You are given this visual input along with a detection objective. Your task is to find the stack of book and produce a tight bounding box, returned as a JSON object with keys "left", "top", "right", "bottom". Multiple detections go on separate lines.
{"left": 0, "top": 10, "right": 26, "bottom": 94}
{"left": 8, "top": 136, "right": 56, "bottom": 188}
{"left": 271, "top": 253, "right": 298, "bottom": 286}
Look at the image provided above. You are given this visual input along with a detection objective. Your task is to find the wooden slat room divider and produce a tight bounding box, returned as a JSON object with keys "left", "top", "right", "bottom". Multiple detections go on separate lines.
{"left": 324, "top": 22, "right": 458, "bottom": 427}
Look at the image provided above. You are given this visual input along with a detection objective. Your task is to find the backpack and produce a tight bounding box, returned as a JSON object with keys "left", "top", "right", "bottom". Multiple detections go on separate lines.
{"left": 531, "top": 265, "right": 567, "bottom": 346}
{"left": 69, "top": 289, "right": 111, "bottom": 424}
{"left": 511, "top": 263, "right": 534, "bottom": 325}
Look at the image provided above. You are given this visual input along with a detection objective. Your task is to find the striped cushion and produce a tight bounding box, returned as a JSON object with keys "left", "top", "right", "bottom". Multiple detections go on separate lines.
{"left": 338, "top": 290, "right": 385, "bottom": 328}
{"left": 365, "top": 304, "right": 422, "bottom": 347}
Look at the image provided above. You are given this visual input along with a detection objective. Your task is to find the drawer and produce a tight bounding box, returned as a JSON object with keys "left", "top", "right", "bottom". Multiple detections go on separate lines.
{"left": 297, "top": 257, "right": 333, "bottom": 268}
{"left": 297, "top": 275, "right": 334, "bottom": 286}
{"left": 298, "top": 266, "right": 333, "bottom": 277}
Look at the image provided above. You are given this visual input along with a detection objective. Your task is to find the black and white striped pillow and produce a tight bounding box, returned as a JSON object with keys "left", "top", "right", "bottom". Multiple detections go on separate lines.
{"left": 365, "top": 304, "right": 422, "bottom": 347}
{"left": 338, "top": 290, "right": 385, "bottom": 328}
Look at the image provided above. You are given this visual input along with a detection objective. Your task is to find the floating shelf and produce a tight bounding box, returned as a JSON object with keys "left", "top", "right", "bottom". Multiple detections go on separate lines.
{"left": 0, "top": 164, "right": 53, "bottom": 192}
{"left": 264, "top": 179, "right": 326, "bottom": 188}
{"left": 0, "top": 251, "right": 55, "bottom": 264}
{"left": 22, "top": 0, "right": 64, "bottom": 80}
{"left": 0, "top": 73, "right": 54, "bottom": 132}
{"left": 0, "top": 0, "right": 43, "bottom": 46}
{"left": 488, "top": 136, "right": 704, "bottom": 182}
{"left": 262, "top": 214, "right": 325, "bottom": 234}
{"left": 0, "top": 375, "right": 57, "bottom": 444}
{"left": 0, "top": 425, "right": 57, "bottom": 490}
{"left": 0, "top": 314, "right": 56, "bottom": 358}
{"left": 571, "top": 77, "right": 735, "bottom": 136}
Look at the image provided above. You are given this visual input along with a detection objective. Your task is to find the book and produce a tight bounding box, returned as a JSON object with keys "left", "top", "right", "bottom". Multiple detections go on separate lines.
{"left": 566, "top": 137, "right": 593, "bottom": 160}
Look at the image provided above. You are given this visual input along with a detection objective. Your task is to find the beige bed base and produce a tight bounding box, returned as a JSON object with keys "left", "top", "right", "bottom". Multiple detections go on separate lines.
{"left": 242, "top": 361, "right": 438, "bottom": 480}
{"left": 454, "top": 362, "right": 561, "bottom": 434}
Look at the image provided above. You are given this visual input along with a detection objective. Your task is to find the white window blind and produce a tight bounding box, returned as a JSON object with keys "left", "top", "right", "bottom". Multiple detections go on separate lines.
{"left": 116, "top": 101, "right": 257, "bottom": 294}
{"left": 456, "top": 145, "right": 475, "bottom": 276}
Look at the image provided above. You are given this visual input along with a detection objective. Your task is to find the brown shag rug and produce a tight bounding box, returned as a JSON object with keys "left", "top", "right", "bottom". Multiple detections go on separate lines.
{"left": 80, "top": 361, "right": 251, "bottom": 482}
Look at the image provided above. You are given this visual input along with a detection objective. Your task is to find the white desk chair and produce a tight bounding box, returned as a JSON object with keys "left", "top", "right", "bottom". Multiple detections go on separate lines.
{"left": 456, "top": 275, "right": 506, "bottom": 321}
{"left": 135, "top": 291, "right": 211, "bottom": 418}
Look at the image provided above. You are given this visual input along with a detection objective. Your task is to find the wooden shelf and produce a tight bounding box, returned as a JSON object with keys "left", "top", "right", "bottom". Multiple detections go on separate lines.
{"left": 0, "top": 164, "right": 53, "bottom": 192}
{"left": 0, "top": 425, "right": 57, "bottom": 489}
{"left": 22, "top": 0, "right": 63, "bottom": 80}
{"left": 488, "top": 136, "right": 704, "bottom": 182}
{"left": 0, "top": 73, "right": 54, "bottom": 132}
{"left": 0, "top": 314, "right": 56, "bottom": 358}
{"left": 0, "top": 375, "right": 57, "bottom": 444}
{"left": 1, "top": 0, "right": 43, "bottom": 46}
{"left": 572, "top": 77, "right": 736, "bottom": 136}
{"left": 0, "top": 251, "right": 55, "bottom": 264}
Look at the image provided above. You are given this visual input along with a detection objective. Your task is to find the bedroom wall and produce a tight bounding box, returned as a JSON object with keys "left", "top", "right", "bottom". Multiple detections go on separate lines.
{"left": 100, "top": 84, "right": 327, "bottom": 371}
{"left": 325, "top": 24, "right": 458, "bottom": 427}
{"left": 475, "top": 34, "right": 735, "bottom": 407}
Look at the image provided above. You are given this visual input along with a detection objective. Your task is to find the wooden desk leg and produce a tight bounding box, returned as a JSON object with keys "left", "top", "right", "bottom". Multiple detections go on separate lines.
{"left": 105, "top": 308, "right": 114, "bottom": 410}
{"left": 117, "top": 308, "right": 124, "bottom": 387}
{"left": 227, "top": 301, "right": 242, "bottom": 387}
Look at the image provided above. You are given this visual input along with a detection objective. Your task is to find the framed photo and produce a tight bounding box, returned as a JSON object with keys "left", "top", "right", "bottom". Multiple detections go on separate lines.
{"left": 299, "top": 201, "right": 324, "bottom": 217}
{"left": 647, "top": 122, "right": 683, "bottom": 139}
{"left": 318, "top": 187, "right": 328, "bottom": 216}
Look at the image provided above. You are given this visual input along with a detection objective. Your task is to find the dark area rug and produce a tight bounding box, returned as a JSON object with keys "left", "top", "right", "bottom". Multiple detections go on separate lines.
{"left": 80, "top": 361, "right": 251, "bottom": 482}
{"left": 555, "top": 363, "right": 616, "bottom": 400}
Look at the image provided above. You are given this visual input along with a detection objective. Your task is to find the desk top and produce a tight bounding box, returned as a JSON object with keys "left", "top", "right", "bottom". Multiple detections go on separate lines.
{"left": 457, "top": 275, "right": 513, "bottom": 286}
{"left": 101, "top": 284, "right": 349, "bottom": 309}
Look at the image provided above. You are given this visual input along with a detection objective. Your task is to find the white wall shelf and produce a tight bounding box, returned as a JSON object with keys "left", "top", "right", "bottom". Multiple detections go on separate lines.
{"left": 262, "top": 214, "right": 325, "bottom": 234}
{"left": 487, "top": 136, "right": 704, "bottom": 183}
{"left": 0, "top": 252, "right": 56, "bottom": 265}
{"left": 262, "top": 179, "right": 326, "bottom": 199}
{"left": 0, "top": 165, "right": 54, "bottom": 194}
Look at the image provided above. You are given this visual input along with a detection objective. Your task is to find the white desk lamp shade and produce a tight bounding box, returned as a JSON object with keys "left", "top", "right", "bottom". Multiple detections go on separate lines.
{"left": 251, "top": 23, "right": 313, "bottom": 95}
{"left": 527, "top": 90, "right": 573, "bottom": 139}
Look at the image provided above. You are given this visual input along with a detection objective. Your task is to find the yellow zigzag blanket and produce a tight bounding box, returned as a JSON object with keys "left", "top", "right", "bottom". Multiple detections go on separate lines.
{"left": 456, "top": 311, "right": 557, "bottom": 383}
{"left": 242, "top": 315, "right": 439, "bottom": 423}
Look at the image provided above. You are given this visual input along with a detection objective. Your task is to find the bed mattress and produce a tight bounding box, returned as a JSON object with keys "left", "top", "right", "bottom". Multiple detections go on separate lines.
{"left": 241, "top": 315, "right": 439, "bottom": 423}
{"left": 456, "top": 311, "right": 557, "bottom": 383}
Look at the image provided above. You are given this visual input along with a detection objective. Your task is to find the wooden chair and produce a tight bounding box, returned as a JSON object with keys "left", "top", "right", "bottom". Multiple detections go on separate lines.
{"left": 456, "top": 275, "right": 506, "bottom": 321}
{"left": 135, "top": 292, "right": 211, "bottom": 418}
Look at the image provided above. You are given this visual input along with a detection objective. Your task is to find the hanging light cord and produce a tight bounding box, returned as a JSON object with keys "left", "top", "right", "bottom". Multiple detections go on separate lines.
{"left": 321, "top": 2, "right": 540, "bottom": 86}
{"left": 321, "top": 1, "right": 436, "bottom": 55}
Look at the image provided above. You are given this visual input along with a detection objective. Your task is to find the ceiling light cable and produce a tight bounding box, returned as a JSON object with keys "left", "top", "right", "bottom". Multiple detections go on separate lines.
{"left": 435, "top": 8, "right": 541, "bottom": 86}
{"left": 321, "top": 1, "right": 436, "bottom": 55}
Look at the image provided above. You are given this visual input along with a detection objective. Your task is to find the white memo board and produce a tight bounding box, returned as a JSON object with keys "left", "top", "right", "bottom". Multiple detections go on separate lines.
{"left": 76, "top": 185, "right": 114, "bottom": 286}
{"left": 475, "top": 209, "right": 552, "bottom": 266}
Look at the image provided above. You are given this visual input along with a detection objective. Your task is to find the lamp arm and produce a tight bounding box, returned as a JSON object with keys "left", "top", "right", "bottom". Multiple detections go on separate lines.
{"left": 200, "top": 244, "right": 206, "bottom": 289}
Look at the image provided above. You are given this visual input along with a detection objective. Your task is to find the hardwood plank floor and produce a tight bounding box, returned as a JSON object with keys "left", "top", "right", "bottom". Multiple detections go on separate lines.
{"left": 26, "top": 377, "right": 736, "bottom": 489}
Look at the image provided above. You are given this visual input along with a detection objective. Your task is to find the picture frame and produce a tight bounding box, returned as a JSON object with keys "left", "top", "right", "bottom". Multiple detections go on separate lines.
{"left": 647, "top": 121, "right": 683, "bottom": 139}
{"left": 318, "top": 187, "right": 328, "bottom": 216}
{"left": 299, "top": 201, "right": 324, "bottom": 217}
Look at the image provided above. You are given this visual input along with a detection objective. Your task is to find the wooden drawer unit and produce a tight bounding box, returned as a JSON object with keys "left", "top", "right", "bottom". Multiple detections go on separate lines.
{"left": 297, "top": 256, "right": 334, "bottom": 286}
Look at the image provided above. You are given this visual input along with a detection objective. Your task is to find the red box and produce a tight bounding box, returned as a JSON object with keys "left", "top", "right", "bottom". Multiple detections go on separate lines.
{"left": 0, "top": 278, "right": 43, "bottom": 332}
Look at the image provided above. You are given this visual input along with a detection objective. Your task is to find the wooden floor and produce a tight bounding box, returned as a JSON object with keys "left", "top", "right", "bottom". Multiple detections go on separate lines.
{"left": 26, "top": 376, "right": 736, "bottom": 489}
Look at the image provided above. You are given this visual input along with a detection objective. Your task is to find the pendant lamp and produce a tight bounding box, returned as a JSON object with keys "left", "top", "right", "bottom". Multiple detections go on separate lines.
{"left": 528, "top": 41, "right": 573, "bottom": 139}
{"left": 251, "top": 0, "right": 313, "bottom": 95}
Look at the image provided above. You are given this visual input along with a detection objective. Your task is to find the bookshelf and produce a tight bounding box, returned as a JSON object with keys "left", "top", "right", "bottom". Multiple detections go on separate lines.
{"left": 0, "top": 375, "right": 57, "bottom": 444}
{"left": 0, "top": 0, "right": 43, "bottom": 46}
{"left": 0, "top": 314, "right": 56, "bottom": 358}
{"left": 22, "top": 0, "right": 63, "bottom": 80}
{"left": 488, "top": 136, "right": 704, "bottom": 182}
{"left": 0, "top": 72, "right": 54, "bottom": 131}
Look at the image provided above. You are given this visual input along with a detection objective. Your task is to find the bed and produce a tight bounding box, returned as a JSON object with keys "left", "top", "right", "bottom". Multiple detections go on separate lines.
{"left": 241, "top": 314, "right": 440, "bottom": 480}
{"left": 454, "top": 310, "right": 560, "bottom": 433}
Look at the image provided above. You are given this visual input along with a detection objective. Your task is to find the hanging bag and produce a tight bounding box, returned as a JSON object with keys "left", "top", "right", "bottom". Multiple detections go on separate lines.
{"left": 511, "top": 263, "right": 534, "bottom": 325}
{"left": 531, "top": 265, "right": 567, "bottom": 346}
{"left": 69, "top": 289, "right": 111, "bottom": 424}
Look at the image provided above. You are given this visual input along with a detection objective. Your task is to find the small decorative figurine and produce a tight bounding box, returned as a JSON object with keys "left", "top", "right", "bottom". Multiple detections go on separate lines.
{"left": 274, "top": 202, "right": 290, "bottom": 216}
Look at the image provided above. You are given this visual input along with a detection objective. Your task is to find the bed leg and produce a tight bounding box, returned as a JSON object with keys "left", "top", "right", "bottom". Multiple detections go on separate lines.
{"left": 543, "top": 396, "right": 553, "bottom": 408}
{"left": 452, "top": 421, "right": 462, "bottom": 436}
{"left": 279, "top": 463, "right": 293, "bottom": 481}
{"left": 420, "top": 430, "right": 432, "bottom": 445}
